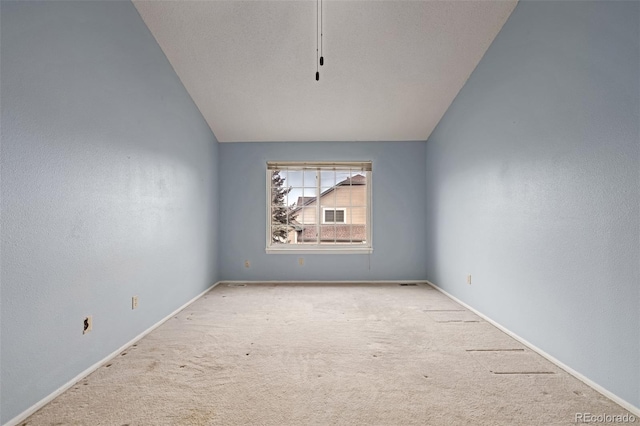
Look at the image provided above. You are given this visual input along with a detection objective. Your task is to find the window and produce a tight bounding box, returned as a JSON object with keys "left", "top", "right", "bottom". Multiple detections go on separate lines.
{"left": 323, "top": 208, "right": 346, "bottom": 223}
{"left": 266, "top": 161, "right": 372, "bottom": 254}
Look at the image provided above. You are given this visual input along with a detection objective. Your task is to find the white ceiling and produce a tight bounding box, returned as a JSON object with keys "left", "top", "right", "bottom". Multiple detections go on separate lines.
{"left": 133, "top": 0, "right": 517, "bottom": 142}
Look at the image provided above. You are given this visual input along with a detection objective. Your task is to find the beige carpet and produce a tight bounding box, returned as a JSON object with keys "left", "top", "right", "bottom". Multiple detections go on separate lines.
{"left": 24, "top": 283, "right": 633, "bottom": 425}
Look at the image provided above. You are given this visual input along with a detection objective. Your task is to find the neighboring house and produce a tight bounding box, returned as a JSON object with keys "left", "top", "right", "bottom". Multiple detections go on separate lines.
{"left": 288, "top": 174, "right": 367, "bottom": 244}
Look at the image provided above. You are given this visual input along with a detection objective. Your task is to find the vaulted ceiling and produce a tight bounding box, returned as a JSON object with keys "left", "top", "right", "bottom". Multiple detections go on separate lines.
{"left": 133, "top": 0, "right": 517, "bottom": 142}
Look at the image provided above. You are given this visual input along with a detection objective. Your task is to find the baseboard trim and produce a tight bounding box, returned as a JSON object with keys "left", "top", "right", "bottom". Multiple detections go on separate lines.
{"left": 4, "top": 281, "right": 221, "bottom": 426}
{"left": 425, "top": 280, "right": 640, "bottom": 417}
{"left": 219, "top": 280, "right": 429, "bottom": 285}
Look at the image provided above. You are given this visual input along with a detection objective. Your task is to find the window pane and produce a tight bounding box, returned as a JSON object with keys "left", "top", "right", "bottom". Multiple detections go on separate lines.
{"left": 320, "top": 225, "right": 337, "bottom": 244}
{"left": 271, "top": 226, "right": 290, "bottom": 244}
{"left": 299, "top": 225, "right": 317, "bottom": 244}
{"left": 321, "top": 186, "right": 334, "bottom": 197}
{"left": 270, "top": 207, "right": 283, "bottom": 225}
{"left": 288, "top": 188, "right": 304, "bottom": 207}
{"left": 303, "top": 170, "right": 316, "bottom": 186}
{"left": 335, "top": 210, "right": 345, "bottom": 223}
{"left": 320, "top": 170, "right": 336, "bottom": 188}
{"left": 348, "top": 224, "right": 367, "bottom": 243}
{"left": 335, "top": 170, "right": 351, "bottom": 185}
{"left": 350, "top": 207, "right": 366, "bottom": 225}
{"left": 270, "top": 191, "right": 293, "bottom": 209}
{"left": 302, "top": 187, "right": 317, "bottom": 197}
{"left": 324, "top": 210, "right": 335, "bottom": 222}
{"left": 271, "top": 207, "right": 296, "bottom": 226}
{"left": 302, "top": 191, "right": 317, "bottom": 222}
{"left": 287, "top": 170, "right": 304, "bottom": 187}
{"left": 320, "top": 187, "right": 336, "bottom": 212}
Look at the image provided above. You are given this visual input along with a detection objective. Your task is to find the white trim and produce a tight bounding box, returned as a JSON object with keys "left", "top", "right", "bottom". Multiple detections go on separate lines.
{"left": 266, "top": 246, "right": 372, "bottom": 255}
{"left": 4, "top": 282, "right": 221, "bottom": 426}
{"left": 266, "top": 164, "right": 372, "bottom": 253}
{"left": 425, "top": 280, "right": 640, "bottom": 417}
{"left": 221, "top": 280, "right": 429, "bottom": 285}
{"left": 366, "top": 170, "right": 373, "bottom": 248}
{"left": 267, "top": 161, "right": 372, "bottom": 171}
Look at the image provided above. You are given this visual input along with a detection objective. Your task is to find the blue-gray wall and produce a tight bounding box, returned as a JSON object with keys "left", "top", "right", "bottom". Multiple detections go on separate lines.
{"left": 0, "top": 2, "right": 219, "bottom": 423}
{"left": 425, "top": 0, "right": 639, "bottom": 409}
{"left": 2, "top": 0, "right": 639, "bottom": 422}
{"left": 219, "top": 142, "right": 427, "bottom": 281}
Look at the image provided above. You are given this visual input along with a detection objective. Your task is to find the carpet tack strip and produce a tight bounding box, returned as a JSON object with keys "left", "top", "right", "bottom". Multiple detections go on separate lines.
{"left": 466, "top": 349, "right": 525, "bottom": 352}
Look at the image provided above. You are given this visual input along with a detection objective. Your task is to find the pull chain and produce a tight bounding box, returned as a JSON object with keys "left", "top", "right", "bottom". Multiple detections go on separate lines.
{"left": 315, "top": 0, "right": 319, "bottom": 81}
{"left": 320, "top": 0, "right": 324, "bottom": 66}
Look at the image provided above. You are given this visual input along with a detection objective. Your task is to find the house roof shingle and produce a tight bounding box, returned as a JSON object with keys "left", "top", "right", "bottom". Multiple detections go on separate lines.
{"left": 299, "top": 225, "right": 366, "bottom": 242}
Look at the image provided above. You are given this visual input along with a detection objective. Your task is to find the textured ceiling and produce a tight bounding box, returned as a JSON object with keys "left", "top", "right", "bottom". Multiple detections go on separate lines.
{"left": 133, "top": 1, "right": 517, "bottom": 142}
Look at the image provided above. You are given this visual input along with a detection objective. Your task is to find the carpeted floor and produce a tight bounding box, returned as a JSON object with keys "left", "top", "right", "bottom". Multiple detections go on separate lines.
{"left": 24, "top": 283, "right": 634, "bottom": 425}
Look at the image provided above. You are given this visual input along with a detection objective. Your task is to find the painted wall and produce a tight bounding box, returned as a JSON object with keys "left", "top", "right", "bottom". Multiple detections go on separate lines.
{"left": 219, "top": 142, "right": 427, "bottom": 281}
{"left": 0, "top": 2, "right": 219, "bottom": 423}
{"left": 425, "top": 0, "right": 639, "bottom": 409}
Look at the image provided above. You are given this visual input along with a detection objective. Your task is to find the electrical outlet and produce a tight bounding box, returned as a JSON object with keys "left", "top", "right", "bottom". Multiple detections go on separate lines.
{"left": 132, "top": 296, "right": 139, "bottom": 310}
{"left": 83, "top": 316, "right": 92, "bottom": 334}
{"left": 298, "top": 257, "right": 304, "bottom": 266}
{"left": 467, "top": 274, "right": 472, "bottom": 285}
{"left": 244, "top": 260, "right": 250, "bottom": 268}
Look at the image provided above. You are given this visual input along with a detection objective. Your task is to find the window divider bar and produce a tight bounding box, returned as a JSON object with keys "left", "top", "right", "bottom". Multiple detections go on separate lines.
{"left": 316, "top": 169, "right": 321, "bottom": 244}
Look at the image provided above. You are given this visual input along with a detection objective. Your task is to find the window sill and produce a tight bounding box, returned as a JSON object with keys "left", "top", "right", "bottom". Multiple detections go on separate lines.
{"left": 265, "top": 246, "right": 373, "bottom": 255}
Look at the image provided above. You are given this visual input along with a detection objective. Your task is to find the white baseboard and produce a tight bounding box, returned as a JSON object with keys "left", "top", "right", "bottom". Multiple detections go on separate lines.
{"left": 425, "top": 280, "right": 640, "bottom": 417}
{"left": 4, "top": 282, "right": 221, "bottom": 426}
{"left": 220, "top": 280, "right": 429, "bottom": 285}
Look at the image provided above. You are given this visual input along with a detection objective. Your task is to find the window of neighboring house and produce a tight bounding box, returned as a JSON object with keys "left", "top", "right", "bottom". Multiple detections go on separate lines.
{"left": 266, "top": 161, "right": 372, "bottom": 254}
{"left": 323, "top": 208, "right": 346, "bottom": 223}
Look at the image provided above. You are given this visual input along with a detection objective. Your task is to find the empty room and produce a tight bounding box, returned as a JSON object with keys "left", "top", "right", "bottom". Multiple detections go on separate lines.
{"left": 1, "top": 0, "right": 638, "bottom": 425}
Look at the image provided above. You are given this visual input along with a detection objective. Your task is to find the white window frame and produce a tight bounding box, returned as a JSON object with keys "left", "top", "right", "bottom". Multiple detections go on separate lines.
{"left": 266, "top": 161, "right": 373, "bottom": 254}
{"left": 322, "top": 207, "right": 346, "bottom": 224}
